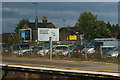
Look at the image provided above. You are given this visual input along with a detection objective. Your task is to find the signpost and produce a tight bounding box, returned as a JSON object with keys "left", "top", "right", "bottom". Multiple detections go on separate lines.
{"left": 38, "top": 28, "right": 59, "bottom": 60}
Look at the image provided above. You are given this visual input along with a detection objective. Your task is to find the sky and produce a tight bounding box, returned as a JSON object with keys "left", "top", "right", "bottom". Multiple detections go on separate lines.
{"left": 1, "top": 1, "right": 119, "bottom": 33}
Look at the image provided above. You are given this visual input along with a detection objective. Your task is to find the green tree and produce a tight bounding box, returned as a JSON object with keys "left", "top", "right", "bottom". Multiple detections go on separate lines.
{"left": 76, "top": 12, "right": 111, "bottom": 41}
{"left": 107, "top": 23, "right": 120, "bottom": 39}
{"left": 7, "top": 34, "right": 20, "bottom": 45}
{"left": 95, "top": 20, "right": 110, "bottom": 38}
{"left": 76, "top": 12, "right": 97, "bottom": 40}
{"left": 14, "top": 19, "right": 29, "bottom": 33}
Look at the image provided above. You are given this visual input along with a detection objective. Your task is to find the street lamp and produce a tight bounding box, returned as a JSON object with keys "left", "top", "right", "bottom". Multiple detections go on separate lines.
{"left": 32, "top": 2, "right": 38, "bottom": 29}
{"left": 32, "top": 2, "right": 38, "bottom": 41}
{"left": 32, "top": 2, "right": 37, "bottom": 18}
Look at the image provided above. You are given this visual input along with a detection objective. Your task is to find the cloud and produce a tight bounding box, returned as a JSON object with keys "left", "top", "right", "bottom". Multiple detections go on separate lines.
{"left": 94, "top": 12, "right": 118, "bottom": 18}
{"left": 3, "top": 7, "right": 34, "bottom": 15}
{"left": 2, "top": 2, "right": 118, "bottom": 33}
{"left": 37, "top": 9, "right": 80, "bottom": 17}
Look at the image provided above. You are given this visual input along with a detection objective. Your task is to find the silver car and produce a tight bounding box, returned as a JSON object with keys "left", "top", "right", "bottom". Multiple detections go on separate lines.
{"left": 106, "top": 48, "right": 120, "bottom": 58}
{"left": 52, "top": 45, "right": 70, "bottom": 56}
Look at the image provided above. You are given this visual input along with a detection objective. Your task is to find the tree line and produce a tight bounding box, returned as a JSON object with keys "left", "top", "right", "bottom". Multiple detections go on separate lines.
{"left": 75, "top": 12, "right": 120, "bottom": 41}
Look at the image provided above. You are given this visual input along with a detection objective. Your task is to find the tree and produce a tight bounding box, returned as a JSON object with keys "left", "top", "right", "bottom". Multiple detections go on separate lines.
{"left": 107, "top": 22, "right": 120, "bottom": 39}
{"left": 14, "top": 19, "right": 29, "bottom": 33}
{"left": 7, "top": 34, "right": 20, "bottom": 45}
{"left": 75, "top": 12, "right": 111, "bottom": 41}
{"left": 95, "top": 20, "right": 110, "bottom": 38}
{"left": 75, "top": 12, "right": 97, "bottom": 40}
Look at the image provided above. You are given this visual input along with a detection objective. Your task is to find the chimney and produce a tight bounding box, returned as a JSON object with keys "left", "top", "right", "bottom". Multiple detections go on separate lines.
{"left": 42, "top": 16, "right": 47, "bottom": 23}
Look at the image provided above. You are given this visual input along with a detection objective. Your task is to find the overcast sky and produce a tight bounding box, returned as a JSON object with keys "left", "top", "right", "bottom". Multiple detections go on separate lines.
{"left": 1, "top": 1, "right": 119, "bottom": 33}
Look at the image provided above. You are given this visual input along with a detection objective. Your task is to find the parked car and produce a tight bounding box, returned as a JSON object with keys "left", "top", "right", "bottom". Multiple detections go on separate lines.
{"left": 2, "top": 44, "right": 11, "bottom": 53}
{"left": 76, "top": 41, "right": 103, "bottom": 55}
{"left": 99, "top": 46, "right": 116, "bottom": 54}
{"left": 23, "top": 46, "right": 49, "bottom": 56}
{"left": 37, "top": 46, "right": 49, "bottom": 56}
{"left": 12, "top": 44, "right": 30, "bottom": 55}
{"left": 81, "top": 47, "right": 95, "bottom": 54}
{"left": 23, "top": 46, "right": 43, "bottom": 55}
{"left": 106, "top": 47, "right": 120, "bottom": 58}
{"left": 52, "top": 45, "right": 70, "bottom": 56}
{"left": 71, "top": 45, "right": 84, "bottom": 57}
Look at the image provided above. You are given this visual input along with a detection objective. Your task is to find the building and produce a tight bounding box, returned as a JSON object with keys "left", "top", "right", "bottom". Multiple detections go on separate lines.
{"left": 1, "top": 33, "right": 15, "bottom": 43}
{"left": 21, "top": 16, "right": 56, "bottom": 41}
{"left": 59, "top": 26, "right": 78, "bottom": 41}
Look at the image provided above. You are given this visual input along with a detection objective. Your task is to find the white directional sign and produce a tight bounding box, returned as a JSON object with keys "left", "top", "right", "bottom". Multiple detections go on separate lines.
{"left": 38, "top": 28, "right": 59, "bottom": 41}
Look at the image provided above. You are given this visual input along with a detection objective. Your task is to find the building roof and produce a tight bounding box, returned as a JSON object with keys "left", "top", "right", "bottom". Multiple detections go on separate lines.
{"left": 22, "top": 16, "right": 56, "bottom": 30}
{"left": 24, "top": 22, "right": 56, "bottom": 30}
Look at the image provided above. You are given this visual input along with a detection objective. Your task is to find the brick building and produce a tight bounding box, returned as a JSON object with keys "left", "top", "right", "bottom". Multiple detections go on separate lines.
{"left": 21, "top": 16, "right": 56, "bottom": 41}
{"left": 59, "top": 26, "right": 79, "bottom": 41}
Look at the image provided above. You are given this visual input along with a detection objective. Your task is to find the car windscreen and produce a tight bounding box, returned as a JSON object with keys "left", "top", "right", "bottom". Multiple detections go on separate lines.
{"left": 75, "top": 45, "right": 84, "bottom": 49}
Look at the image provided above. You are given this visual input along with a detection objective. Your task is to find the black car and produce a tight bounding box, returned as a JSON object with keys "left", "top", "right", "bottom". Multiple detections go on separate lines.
{"left": 2, "top": 44, "right": 11, "bottom": 53}
{"left": 71, "top": 45, "right": 84, "bottom": 57}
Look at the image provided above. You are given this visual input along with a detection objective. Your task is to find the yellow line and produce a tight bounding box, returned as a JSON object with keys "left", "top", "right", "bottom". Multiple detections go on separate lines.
{"left": 2, "top": 62, "right": 120, "bottom": 73}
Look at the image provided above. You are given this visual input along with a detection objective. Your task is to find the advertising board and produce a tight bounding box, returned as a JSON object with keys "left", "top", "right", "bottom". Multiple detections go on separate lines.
{"left": 69, "top": 35, "right": 77, "bottom": 40}
{"left": 19, "top": 29, "right": 32, "bottom": 41}
{"left": 38, "top": 28, "right": 59, "bottom": 41}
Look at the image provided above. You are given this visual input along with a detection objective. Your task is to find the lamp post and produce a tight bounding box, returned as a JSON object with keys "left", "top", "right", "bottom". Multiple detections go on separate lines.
{"left": 33, "top": 2, "right": 38, "bottom": 41}
{"left": 33, "top": 2, "right": 37, "bottom": 18}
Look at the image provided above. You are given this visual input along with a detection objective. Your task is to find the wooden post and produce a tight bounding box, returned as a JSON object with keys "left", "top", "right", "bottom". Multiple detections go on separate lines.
{"left": 68, "top": 45, "right": 71, "bottom": 58}
{"left": 49, "top": 37, "right": 53, "bottom": 60}
{"left": 100, "top": 46, "right": 103, "bottom": 59}
{"left": 85, "top": 44, "right": 88, "bottom": 60}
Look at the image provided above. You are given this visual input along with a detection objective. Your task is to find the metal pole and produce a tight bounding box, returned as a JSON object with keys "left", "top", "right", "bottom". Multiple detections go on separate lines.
{"left": 33, "top": 2, "right": 37, "bottom": 18}
{"left": 33, "top": 2, "right": 38, "bottom": 41}
{"left": 49, "top": 37, "right": 53, "bottom": 60}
